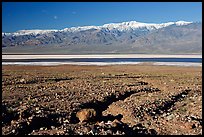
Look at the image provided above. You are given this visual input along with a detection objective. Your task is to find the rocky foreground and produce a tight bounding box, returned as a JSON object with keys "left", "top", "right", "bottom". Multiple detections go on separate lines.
{"left": 2, "top": 65, "right": 202, "bottom": 135}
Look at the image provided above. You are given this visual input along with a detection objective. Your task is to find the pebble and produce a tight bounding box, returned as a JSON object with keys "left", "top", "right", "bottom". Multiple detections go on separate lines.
{"left": 166, "top": 114, "right": 174, "bottom": 120}
{"left": 112, "top": 119, "right": 122, "bottom": 127}
{"left": 162, "top": 113, "right": 167, "bottom": 117}
{"left": 84, "top": 126, "right": 91, "bottom": 132}
{"left": 40, "top": 127, "right": 44, "bottom": 130}
{"left": 89, "top": 130, "right": 94, "bottom": 135}
{"left": 152, "top": 111, "right": 156, "bottom": 114}
{"left": 176, "top": 114, "right": 180, "bottom": 118}
{"left": 182, "top": 94, "right": 186, "bottom": 97}
{"left": 11, "top": 120, "right": 16, "bottom": 125}
{"left": 192, "top": 124, "right": 196, "bottom": 129}
{"left": 36, "top": 110, "right": 41, "bottom": 114}
{"left": 35, "top": 107, "right": 39, "bottom": 111}
{"left": 63, "top": 119, "right": 69, "bottom": 123}
{"left": 28, "top": 116, "right": 33, "bottom": 120}
{"left": 106, "top": 120, "right": 112, "bottom": 125}
{"left": 115, "top": 130, "right": 121, "bottom": 135}
{"left": 98, "top": 121, "right": 105, "bottom": 127}
{"left": 12, "top": 129, "right": 15, "bottom": 133}
{"left": 20, "top": 78, "right": 25, "bottom": 83}
{"left": 27, "top": 121, "right": 30, "bottom": 125}
{"left": 106, "top": 129, "right": 113, "bottom": 134}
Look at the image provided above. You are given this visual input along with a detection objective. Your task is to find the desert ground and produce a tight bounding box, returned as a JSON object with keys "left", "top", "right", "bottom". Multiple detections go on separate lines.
{"left": 2, "top": 64, "right": 202, "bottom": 135}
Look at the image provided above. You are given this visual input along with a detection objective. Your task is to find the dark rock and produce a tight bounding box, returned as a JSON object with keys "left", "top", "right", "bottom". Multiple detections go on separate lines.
{"left": 192, "top": 124, "right": 196, "bottom": 129}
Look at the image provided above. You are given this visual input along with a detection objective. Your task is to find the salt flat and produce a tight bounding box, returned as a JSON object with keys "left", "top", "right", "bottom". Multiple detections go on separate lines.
{"left": 2, "top": 54, "right": 202, "bottom": 59}
{"left": 2, "top": 61, "right": 202, "bottom": 67}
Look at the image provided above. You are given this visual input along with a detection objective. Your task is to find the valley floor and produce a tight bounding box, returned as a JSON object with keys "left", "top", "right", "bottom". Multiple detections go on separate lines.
{"left": 2, "top": 64, "right": 202, "bottom": 135}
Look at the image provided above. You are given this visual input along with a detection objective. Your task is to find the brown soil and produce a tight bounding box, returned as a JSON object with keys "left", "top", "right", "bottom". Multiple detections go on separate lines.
{"left": 2, "top": 64, "right": 202, "bottom": 135}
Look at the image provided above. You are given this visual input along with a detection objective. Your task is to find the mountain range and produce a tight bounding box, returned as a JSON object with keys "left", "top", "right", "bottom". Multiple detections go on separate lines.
{"left": 2, "top": 21, "right": 202, "bottom": 54}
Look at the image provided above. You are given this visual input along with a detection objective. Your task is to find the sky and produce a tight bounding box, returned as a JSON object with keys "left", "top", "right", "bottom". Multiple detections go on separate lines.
{"left": 2, "top": 2, "right": 202, "bottom": 32}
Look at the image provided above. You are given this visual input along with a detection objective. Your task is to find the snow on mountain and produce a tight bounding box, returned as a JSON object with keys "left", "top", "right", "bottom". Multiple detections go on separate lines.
{"left": 61, "top": 21, "right": 193, "bottom": 32}
{"left": 60, "top": 26, "right": 101, "bottom": 32}
{"left": 2, "top": 29, "right": 58, "bottom": 36}
{"left": 175, "top": 21, "right": 193, "bottom": 26}
{"left": 102, "top": 21, "right": 192, "bottom": 31}
{"left": 3, "top": 21, "right": 192, "bottom": 36}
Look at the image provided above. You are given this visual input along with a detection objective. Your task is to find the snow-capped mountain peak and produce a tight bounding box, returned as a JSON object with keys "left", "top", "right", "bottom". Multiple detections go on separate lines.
{"left": 59, "top": 20, "right": 193, "bottom": 33}
{"left": 175, "top": 21, "right": 192, "bottom": 25}
{"left": 2, "top": 29, "right": 58, "bottom": 36}
{"left": 102, "top": 20, "right": 193, "bottom": 31}
{"left": 16, "top": 29, "right": 58, "bottom": 36}
{"left": 2, "top": 21, "right": 193, "bottom": 36}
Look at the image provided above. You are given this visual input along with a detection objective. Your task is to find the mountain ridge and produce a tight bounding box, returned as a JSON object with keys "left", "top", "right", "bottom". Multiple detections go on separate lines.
{"left": 2, "top": 21, "right": 202, "bottom": 54}
{"left": 2, "top": 20, "right": 192, "bottom": 36}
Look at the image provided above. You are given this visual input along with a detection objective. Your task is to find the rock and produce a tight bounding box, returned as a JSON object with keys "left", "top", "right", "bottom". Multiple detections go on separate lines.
{"left": 27, "top": 121, "right": 31, "bottom": 125}
{"left": 35, "top": 107, "right": 39, "bottom": 111}
{"left": 63, "top": 119, "right": 69, "bottom": 123}
{"left": 20, "top": 78, "right": 25, "bottom": 83}
{"left": 162, "top": 113, "right": 167, "bottom": 117}
{"left": 112, "top": 119, "right": 122, "bottom": 127}
{"left": 84, "top": 126, "right": 92, "bottom": 132}
{"left": 40, "top": 127, "right": 44, "bottom": 130}
{"left": 12, "top": 129, "right": 15, "bottom": 133}
{"left": 149, "top": 129, "right": 157, "bottom": 135}
{"left": 106, "top": 120, "right": 112, "bottom": 125}
{"left": 176, "top": 114, "right": 180, "bottom": 118}
{"left": 36, "top": 110, "right": 41, "bottom": 114}
{"left": 114, "top": 130, "right": 121, "bottom": 135}
{"left": 106, "top": 129, "right": 113, "bottom": 134}
{"left": 11, "top": 120, "right": 17, "bottom": 125}
{"left": 166, "top": 114, "right": 174, "bottom": 121}
{"left": 97, "top": 121, "right": 106, "bottom": 127}
{"left": 28, "top": 116, "right": 33, "bottom": 121}
{"left": 76, "top": 108, "right": 96, "bottom": 123}
{"left": 192, "top": 124, "right": 196, "bottom": 129}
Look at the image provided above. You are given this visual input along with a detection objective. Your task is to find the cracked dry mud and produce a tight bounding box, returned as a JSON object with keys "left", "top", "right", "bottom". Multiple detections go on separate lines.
{"left": 2, "top": 65, "right": 202, "bottom": 135}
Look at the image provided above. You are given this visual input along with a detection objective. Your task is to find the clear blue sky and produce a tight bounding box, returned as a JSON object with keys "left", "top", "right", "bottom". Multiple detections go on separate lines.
{"left": 2, "top": 2, "right": 202, "bottom": 32}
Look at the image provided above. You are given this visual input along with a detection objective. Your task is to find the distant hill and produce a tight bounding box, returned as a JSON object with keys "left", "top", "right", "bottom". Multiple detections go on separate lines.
{"left": 2, "top": 21, "right": 202, "bottom": 54}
